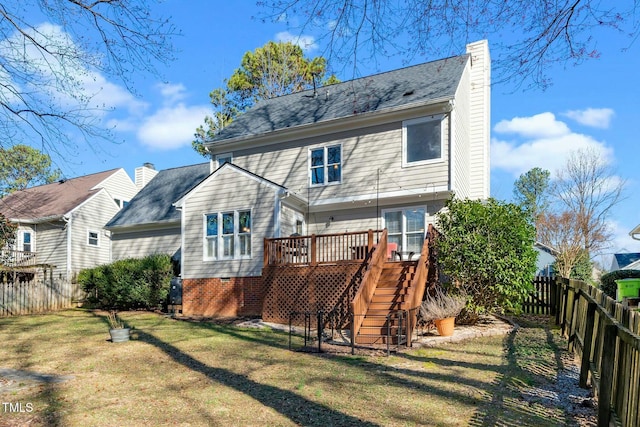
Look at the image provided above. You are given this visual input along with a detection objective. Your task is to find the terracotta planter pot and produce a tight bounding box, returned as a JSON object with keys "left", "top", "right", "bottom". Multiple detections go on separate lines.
{"left": 434, "top": 317, "right": 455, "bottom": 337}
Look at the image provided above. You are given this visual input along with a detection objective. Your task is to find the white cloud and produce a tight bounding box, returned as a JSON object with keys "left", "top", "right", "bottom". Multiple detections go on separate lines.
{"left": 136, "top": 103, "right": 211, "bottom": 150}
{"left": 156, "top": 83, "right": 187, "bottom": 105}
{"left": 275, "top": 31, "right": 318, "bottom": 51}
{"left": 563, "top": 108, "right": 614, "bottom": 129}
{"left": 491, "top": 112, "right": 613, "bottom": 177}
{"left": 494, "top": 112, "right": 570, "bottom": 138}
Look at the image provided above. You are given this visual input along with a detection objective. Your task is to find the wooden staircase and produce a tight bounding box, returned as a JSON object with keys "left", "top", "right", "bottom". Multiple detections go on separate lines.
{"left": 355, "top": 261, "right": 417, "bottom": 345}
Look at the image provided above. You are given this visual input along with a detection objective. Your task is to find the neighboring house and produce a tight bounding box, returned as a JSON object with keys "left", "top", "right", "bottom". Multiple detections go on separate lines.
{"left": 0, "top": 168, "right": 141, "bottom": 283}
{"left": 534, "top": 242, "right": 557, "bottom": 277}
{"left": 611, "top": 252, "right": 640, "bottom": 271}
{"left": 630, "top": 224, "right": 640, "bottom": 241}
{"left": 175, "top": 39, "right": 491, "bottom": 322}
{"left": 106, "top": 163, "right": 210, "bottom": 262}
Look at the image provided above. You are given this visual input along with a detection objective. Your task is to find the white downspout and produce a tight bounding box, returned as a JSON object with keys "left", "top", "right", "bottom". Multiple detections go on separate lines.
{"left": 63, "top": 214, "right": 72, "bottom": 282}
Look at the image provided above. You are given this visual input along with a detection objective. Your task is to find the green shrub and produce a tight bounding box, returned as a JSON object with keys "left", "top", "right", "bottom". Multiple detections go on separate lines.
{"left": 78, "top": 254, "right": 172, "bottom": 310}
{"left": 435, "top": 197, "right": 537, "bottom": 323}
{"left": 599, "top": 270, "right": 640, "bottom": 299}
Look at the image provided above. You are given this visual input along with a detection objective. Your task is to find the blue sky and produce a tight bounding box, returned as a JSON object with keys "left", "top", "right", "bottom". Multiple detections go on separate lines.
{"left": 15, "top": 0, "right": 640, "bottom": 262}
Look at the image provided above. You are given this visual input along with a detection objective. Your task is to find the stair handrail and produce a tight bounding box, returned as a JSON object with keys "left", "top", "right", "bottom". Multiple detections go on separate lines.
{"left": 405, "top": 224, "right": 438, "bottom": 340}
{"left": 350, "top": 229, "right": 388, "bottom": 343}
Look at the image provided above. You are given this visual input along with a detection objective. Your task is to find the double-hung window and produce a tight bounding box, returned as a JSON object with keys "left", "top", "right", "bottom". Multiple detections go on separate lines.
{"left": 88, "top": 230, "right": 99, "bottom": 246}
{"left": 22, "top": 231, "right": 32, "bottom": 252}
{"left": 403, "top": 115, "right": 444, "bottom": 166}
{"left": 204, "top": 210, "right": 251, "bottom": 260}
{"left": 310, "top": 145, "right": 341, "bottom": 186}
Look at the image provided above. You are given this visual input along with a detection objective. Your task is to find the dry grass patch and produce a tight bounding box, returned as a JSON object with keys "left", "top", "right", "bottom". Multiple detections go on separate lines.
{"left": 0, "top": 310, "right": 590, "bottom": 426}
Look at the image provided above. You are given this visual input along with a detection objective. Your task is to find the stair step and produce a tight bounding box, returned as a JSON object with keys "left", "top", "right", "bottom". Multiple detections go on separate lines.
{"left": 359, "top": 326, "right": 404, "bottom": 335}
{"left": 374, "top": 286, "right": 409, "bottom": 295}
{"left": 371, "top": 294, "right": 406, "bottom": 303}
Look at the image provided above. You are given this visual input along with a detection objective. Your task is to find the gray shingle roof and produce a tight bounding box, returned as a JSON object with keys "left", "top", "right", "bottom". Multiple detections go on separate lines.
{"left": 106, "top": 163, "right": 210, "bottom": 228}
{"left": 210, "top": 54, "right": 469, "bottom": 143}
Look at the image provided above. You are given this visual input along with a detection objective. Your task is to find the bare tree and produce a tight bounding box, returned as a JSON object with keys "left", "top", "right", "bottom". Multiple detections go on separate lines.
{"left": 537, "top": 211, "right": 586, "bottom": 278}
{"left": 262, "top": 0, "right": 639, "bottom": 88}
{"left": 0, "top": 1, "right": 176, "bottom": 154}
{"left": 552, "top": 147, "right": 625, "bottom": 256}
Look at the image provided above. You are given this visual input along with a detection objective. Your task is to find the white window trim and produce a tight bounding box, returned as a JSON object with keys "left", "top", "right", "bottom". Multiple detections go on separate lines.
{"left": 402, "top": 115, "right": 445, "bottom": 167}
{"left": 87, "top": 229, "right": 100, "bottom": 247}
{"left": 381, "top": 206, "right": 427, "bottom": 254}
{"left": 216, "top": 152, "right": 233, "bottom": 167}
{"left": 19, "top": 230, "right": 34, "bottom": 252}
{"left": 203, "top": 209, "right": 252, "bottom": 262}
{"left": 308, "top": 144, "right": 342, "bottom": 187}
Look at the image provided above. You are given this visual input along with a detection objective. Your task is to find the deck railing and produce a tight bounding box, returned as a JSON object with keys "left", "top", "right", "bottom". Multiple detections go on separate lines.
{"left": 404, "top": 224, "right": 438, "bottom": 341}
{"left": 0, "top": 249, "right": 37, "bottom": 269}
{"left": 264, "top": 229, "right": 383, "bottom": 266}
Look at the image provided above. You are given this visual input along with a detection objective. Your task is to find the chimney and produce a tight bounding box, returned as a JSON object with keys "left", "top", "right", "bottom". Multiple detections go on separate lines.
{"left": 135, "top": 162, "right": 158, "bottom": 189}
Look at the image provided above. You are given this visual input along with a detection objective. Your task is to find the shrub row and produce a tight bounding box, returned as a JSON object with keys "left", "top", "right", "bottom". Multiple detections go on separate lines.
{"left": 78, "top": 254, "right": 173, "bottom": 310}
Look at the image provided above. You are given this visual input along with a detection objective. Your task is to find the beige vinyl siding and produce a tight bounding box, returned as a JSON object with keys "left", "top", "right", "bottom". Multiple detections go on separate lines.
{"left": 306, "top": 200, "right": 446, "bottom": 235}
{"left": 97, "top": 168, "right": 139, "bottom": 204}
{"left": 33, "top": 221, "right": 68, "bottom": 282}
{"left": 69, "top": 190, "right": 119, "bottom": 274}
{"left": 111, "top": 226, "right": 181, "bottom": 260}
{"left": 280, "top": 203, "right": 304, "bottom": 237}
{"left": 220, "top": 117, "right": 450, "bottom": 203}
{"left": 182, "top": 167, "right": 277, "bottom": 279}
{"left": 452, "top": 62, "right": 471, "bottom": 199}
{"left": 466, "top": 40, "right": 491, "bottom": 200}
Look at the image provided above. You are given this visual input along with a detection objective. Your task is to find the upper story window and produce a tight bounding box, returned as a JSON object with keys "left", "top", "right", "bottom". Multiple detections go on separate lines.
{"left": 216, "top": 153, "right": 233, "bottom": 167}
{"left": 403, "top": 115, "right": 444, "bottom": 166}
{"left": 22, "top": 231, "right": 32, "bottom": 252}
{"left": 204, "top": 210, "right": 251, "bottom": 261}
{"left": 310, "top": 145, "right": 341, "bottom": 186}
{"left": 88, "top": 230, "right": 99, "bottom": 247}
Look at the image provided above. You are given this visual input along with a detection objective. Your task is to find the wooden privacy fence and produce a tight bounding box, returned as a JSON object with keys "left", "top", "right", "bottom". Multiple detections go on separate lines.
{"left": 0, "top": 274, "right": 78, "bottom": 317}
{"left": 558, "top": 277, "right": 640, "bottom": 427}
{"left": 522, "top": 276, "right": 558, "bottom": 315}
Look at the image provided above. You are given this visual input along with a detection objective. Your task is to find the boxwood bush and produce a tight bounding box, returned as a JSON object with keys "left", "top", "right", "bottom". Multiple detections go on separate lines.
{"left": 78, "top": 254, "right": 173, "bottom": 310}
{"left": 599, "top": 269, "right": 640, "bottom": 300}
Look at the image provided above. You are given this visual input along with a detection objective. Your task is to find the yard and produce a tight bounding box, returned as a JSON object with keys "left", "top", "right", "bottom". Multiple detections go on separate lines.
{"left": 0, "top": 310, "right": 594, "bottom": 426}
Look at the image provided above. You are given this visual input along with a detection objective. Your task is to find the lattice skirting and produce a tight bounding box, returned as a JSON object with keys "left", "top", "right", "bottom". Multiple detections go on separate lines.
{"left": 262, "top": 264, "right": 362, "bottom": 326}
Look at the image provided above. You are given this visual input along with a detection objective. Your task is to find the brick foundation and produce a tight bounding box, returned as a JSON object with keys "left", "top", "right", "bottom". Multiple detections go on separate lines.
{"left": 182, "top": 276, "right": 265, "bottom": 317}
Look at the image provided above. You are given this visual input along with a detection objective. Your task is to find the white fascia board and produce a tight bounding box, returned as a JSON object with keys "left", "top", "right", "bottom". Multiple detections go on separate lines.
{"left": 309, "top": 187, "right": 451, "bottom": 212}
{"left": 205, "top": 98, "right": 454, "bottom": 153}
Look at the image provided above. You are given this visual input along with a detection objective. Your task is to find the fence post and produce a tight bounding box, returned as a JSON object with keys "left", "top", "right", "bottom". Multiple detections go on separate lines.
{"left": 598, "top": 323, "right": 617, "bottom": 427}
{"left": 568, "top": 284, "right": 581, "bottom": 352}
{"left": 579, "top": 301, "right": 597, "bottom": 388}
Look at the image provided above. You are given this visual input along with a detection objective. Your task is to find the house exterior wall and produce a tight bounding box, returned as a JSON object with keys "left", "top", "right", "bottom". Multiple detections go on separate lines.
{"left": 181, "top": 167, "right": 278, "bottom": 279}
{"left": 451, "top": 61, "right": 471, "bottom": 199}
{"left": 212, "top": 115, "right": 451, "bottom": 204}
{"left": 111, "top": 225, "right": 181, "bottom": 260}
{"left": 466, "top": 40, "right": 491, "bottom": 200}
{"left": 32, "top": 221, "right": 68, "bottom": 282}
{"left": 97, "top": 168, "right": 139, "bottom": 205}
{"left": 279, "top": 203, "right": 304, "bottom": 237}
{"left": 69, "top": 190, "right": 119, "bottom": 275}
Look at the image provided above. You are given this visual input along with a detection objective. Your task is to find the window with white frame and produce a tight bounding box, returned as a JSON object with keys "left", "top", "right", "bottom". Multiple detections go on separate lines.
{"left": 403, "top": 115, "right": 444, "bottom": 166}
{"left": 310, "top": 145, "right": 341, "bottom": 186}
{"left": 88, "top": 230, "right": 99, "bottom": 246}
{"left": 22, "top": 231, "right": 33, "bottom": 252}
{"left": 383, "top": 207, "right": 426, "bottom": 255}
{"left": 216, "top": 153, "right": 233, "bottom": 167}
{"left": 204, "top": 210, "right": 251, "bottom": 260}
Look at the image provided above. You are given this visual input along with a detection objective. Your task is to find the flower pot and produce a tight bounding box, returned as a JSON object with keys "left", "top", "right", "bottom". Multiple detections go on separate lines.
{"left": 434, "top": 317, "right": 455, "bottom": 337}
{"left": 109, "top": 328, "right": 130, "bottom": 343}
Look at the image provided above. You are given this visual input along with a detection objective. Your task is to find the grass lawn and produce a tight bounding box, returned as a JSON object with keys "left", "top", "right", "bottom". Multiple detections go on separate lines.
{"left": 0, "top": 310, "right": 587, "bottom": 426}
